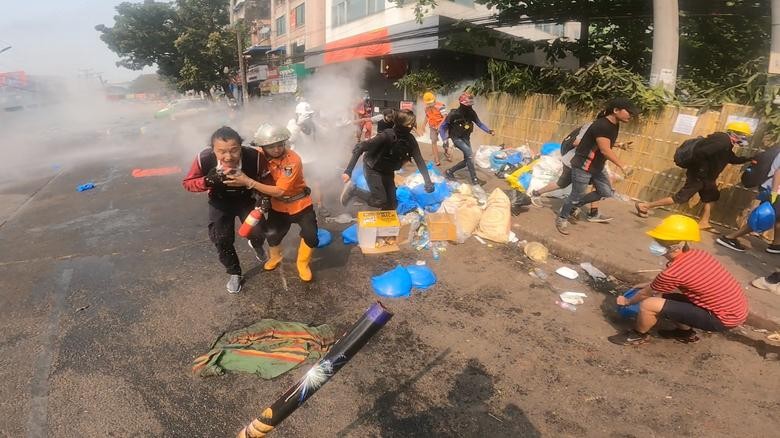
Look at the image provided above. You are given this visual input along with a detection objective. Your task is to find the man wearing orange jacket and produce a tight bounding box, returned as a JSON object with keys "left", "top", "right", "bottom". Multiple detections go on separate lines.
{"left": 226, "top": 124, "right": 319, "bottom": 282}
{"left": 418, "top": 91, "right": 450, "bottom": 166}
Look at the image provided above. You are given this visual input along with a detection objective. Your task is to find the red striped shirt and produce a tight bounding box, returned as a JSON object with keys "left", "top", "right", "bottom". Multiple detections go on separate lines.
{"left": 650, "top": 249, "right": 748, "bottom": 327}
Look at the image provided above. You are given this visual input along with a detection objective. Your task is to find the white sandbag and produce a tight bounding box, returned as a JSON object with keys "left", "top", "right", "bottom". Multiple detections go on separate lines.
{"left": 440, "top": 194, "right": 483, "bottom": 243}
{"left": 475, "top": 188, "right": 511, "bottom": 243}
{"left": 474, "top": 145, "right": 502, "bottom": 169}
{"left": 527, "top": 154, "right": 569, "bottom": 197}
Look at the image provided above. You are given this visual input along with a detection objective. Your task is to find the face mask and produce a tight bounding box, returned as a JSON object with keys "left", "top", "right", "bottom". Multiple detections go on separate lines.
{"left": 395, "top": 125, "right": 413, "bottom": 134}
{"left": 648, "top": 241, "right": 668, "bottom": 257}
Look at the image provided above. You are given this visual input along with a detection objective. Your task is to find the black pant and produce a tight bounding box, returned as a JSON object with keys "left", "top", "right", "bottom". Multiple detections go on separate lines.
{"left": 355, "top": 163, "right": 397, "bottom": 210}
{"left": 265, "top": 205, "right": 319, "bottom": 248}
{"left": 208, "top": 198, "right": 265, "bottom": 275}
{"left": 450, "top": 137, "right": 478, "bottom": 183}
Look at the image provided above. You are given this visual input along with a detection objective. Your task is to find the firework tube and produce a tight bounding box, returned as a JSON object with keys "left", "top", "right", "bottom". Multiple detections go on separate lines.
{"left": 237, "top": 301, "right": 393, "bottom": 438}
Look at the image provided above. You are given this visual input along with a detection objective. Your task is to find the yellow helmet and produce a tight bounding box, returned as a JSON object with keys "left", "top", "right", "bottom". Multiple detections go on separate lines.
{"left": 423, "top": 91, "right": 435, "bottom": 104}
{"left": 646, "top": 214, "right": 701, "bottom": 242}
{"left": 725, "top": 121, "right": 752, "bottom": 136}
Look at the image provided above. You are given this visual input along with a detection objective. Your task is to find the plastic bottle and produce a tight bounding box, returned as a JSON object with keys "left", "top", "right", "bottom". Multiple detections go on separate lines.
{"left": 238, "top": 208, "right": 264, "bottom": 238}
{"left": 432, "top": 242, "right": 440, "bottom": 261}
{"left": 555, "top": 300, "right": 577, "bottom": 312}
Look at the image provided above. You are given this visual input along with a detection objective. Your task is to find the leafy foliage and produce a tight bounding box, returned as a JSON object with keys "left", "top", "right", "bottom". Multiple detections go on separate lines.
{"left": 393, "top": 69, "right": 457, "bottom": 97}
{"left": 96, "top": 0, "right": 239, "bottom": 94}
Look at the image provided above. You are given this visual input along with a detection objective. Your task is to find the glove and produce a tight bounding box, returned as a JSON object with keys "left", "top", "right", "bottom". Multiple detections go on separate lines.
{"left": 204, "top": 168, "right": 225, "bottom": 189}
{"left": 424, "top": 183, "right": 435, "bottom": 193}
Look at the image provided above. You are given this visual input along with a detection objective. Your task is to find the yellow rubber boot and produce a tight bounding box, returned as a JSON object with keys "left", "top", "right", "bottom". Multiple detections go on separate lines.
{"left": 296, "top": 239, "right": 314, "bottom": 282}
{"left": 264, "top": 246, "right": 283, "bottom": 271}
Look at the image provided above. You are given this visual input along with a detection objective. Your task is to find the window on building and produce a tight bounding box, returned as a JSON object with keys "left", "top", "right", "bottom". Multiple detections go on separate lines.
{"left": 276, "top": 15, "right": 286, "bottom": 36}
{"left": 294, "top": 3, "right": 305, "bottom": 27}
{"left": 332, "top": 0, "right": 385, "bottom": 27}
{"left": 292, "top": 41, "right": 306, "bottom": 62}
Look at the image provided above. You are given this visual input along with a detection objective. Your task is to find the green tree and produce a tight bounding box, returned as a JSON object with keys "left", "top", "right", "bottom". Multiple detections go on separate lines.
{"left": 96, "top": 0, "right": 239, "bottom": 94}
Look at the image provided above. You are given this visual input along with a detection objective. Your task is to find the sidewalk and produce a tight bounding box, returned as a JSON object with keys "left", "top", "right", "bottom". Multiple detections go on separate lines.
{"left": 508, "top": 194, "right": 780, "bottom": 331}
{"left": 416, "top": 141, "right": 780, "bottom": 331}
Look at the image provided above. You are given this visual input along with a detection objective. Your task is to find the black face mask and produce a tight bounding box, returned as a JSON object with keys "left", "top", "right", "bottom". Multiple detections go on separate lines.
{"left": 395, "top": 125, "right": 413, "bottom": 134}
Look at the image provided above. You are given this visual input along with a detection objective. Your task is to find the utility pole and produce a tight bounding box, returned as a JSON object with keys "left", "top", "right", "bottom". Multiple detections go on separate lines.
{"left": 236, "top": 25, "right": 249, "bottom": 104}
{"left": 648, "top": 0, "right": 679, "bottom": 93}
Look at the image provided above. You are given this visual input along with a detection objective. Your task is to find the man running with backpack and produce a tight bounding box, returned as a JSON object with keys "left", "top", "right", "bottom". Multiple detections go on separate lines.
{"left": 635, "top": 121, "right": 754, "bottom": 230}
{"left": 717, "top": 143, "right": 780, "bottom": 253}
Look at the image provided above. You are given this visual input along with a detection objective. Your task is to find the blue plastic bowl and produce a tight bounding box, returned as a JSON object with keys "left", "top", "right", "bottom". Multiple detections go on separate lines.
{"left": 617, "top": 288, "right": 640, "bottom": 319}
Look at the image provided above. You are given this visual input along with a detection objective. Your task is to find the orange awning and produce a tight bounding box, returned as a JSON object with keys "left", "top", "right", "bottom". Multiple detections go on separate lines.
{"left": 324, "top": 28, "right": 391, "bottom": 64}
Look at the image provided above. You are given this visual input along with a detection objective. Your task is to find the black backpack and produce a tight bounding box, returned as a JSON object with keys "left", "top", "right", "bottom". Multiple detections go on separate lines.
{"left": 372, "top": 130, "right": 413, "bottom": 172}
{"left": 741, "top": 145, "right": 780, "bottom": 188}
{"left": 673, "top": 137, "right": 704, "bottom": 168}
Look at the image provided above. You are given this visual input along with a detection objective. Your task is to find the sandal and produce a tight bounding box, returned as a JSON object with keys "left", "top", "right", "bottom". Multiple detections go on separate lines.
{"left": 608, "top": 330, "right": 650, "bottom": 346}
{"left": 635, "top": 202, "right": 649, "bottom": 218}
{"left": 659, "top": 328, "right": 700, "bottom": 344}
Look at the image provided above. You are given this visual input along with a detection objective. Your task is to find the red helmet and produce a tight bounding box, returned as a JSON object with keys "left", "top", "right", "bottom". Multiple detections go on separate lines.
{"left": 459, "top": 92, "right": 474, "bottom": 106}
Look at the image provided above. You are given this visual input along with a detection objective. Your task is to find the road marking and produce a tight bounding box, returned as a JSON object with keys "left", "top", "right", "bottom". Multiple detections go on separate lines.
{"left": 27, "top": 268, "right": 73, "bottom": 438}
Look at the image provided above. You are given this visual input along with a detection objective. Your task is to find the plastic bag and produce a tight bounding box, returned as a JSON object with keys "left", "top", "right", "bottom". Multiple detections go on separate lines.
{"left": 405, "top": 265, "right": 437, "bottom": 290}
{"left": 475, "top": 189, "right": 511, "bottom": 243}
{"left": 527, "top": 155, "right": 569, "bottom": 198}
{"left": 371, "top": 265, "right": 413, "bottom": 298}
{"left": 341, "top": 223, "right": 358, "bottom": 245}
{"left": 412, "top": 181, "right": 451, "bottom": 212}
{"left": 475, "top": 145, "right": 502, "bottom": 169}
{"left": 316, "top": 229, "right": 332, "bottom": 248}
{"left": 540, "top": 142, "right": 561, "bottom": 156}
{"left": 506, "top": 161, "right": 537, "bottom": 191}
{"left": 396, "top": 186, "right": 417, "bottom": 215}
{"left": 351, "top": 163, "right": 370, "bottom": 192}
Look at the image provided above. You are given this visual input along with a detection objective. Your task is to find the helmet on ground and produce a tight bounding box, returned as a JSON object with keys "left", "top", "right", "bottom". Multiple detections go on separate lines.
{"left": 423, "top": 92, "right": 435, "bottom": 104}
{"left": 252, "top": 124, "right": 291, "bottom": 147}
{"left": 459, "top": 92, "right": 474, "bottom": 106}
{"left": 725, "top": 121, "right": 752, "bottom": 136}
{"left": 646, "top": 214, "right": 701, "bottom": 242}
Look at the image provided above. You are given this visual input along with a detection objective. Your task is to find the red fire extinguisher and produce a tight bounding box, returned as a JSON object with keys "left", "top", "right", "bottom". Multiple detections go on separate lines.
{"left": 239, "top": 207, "right": 264, "bottom": 238}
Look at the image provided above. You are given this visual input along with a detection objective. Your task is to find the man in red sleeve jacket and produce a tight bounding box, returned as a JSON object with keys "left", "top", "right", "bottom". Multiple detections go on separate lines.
{"left": 182, "top": 126, "right": 268, "bottom": 294}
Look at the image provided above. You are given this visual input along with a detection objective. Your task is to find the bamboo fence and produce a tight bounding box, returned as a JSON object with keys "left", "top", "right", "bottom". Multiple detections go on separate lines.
{"left": 469, "top": 93, "right": 764, "bottom": 228}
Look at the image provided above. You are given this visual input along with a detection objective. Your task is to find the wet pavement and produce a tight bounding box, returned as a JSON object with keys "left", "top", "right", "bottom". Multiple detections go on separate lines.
{"left": 1, "top": 133, "right": 778, "bottom": 437}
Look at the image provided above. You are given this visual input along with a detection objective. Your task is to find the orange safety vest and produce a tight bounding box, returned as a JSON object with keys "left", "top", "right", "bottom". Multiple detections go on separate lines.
{"left": 425, "top": 102, "right": 445, "bottom": 128}
{"left": 266, "top": 150, "right": 312, "bottom": 214}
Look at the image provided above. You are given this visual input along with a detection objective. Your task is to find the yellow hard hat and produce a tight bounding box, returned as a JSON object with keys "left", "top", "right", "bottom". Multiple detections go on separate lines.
{"left": 423, "top": 92, "right": 435, "bottom": 104}
{"left": 646, "top": 214, "right": 701, "bottom": 242}
{"left": 725, "top": 121, "right": 752, "bottom": 136}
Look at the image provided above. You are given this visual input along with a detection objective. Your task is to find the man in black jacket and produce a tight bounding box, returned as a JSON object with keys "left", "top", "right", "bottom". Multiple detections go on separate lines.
{"left": 635, "top": 121, "right": 753, "bottom": 230}
{"left": 439, "top": 92, "right": 495, "bottom": 185}
{"left": 340, "top": 109, "right": 434, "bottom": 210}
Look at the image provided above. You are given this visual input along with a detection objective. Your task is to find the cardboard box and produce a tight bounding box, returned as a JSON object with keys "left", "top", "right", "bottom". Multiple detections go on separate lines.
{"left": 358, "top": 210, "right": 401, "bottom": 254}
{"left": 426, "top": 213, "right": 457, "bottom": 241}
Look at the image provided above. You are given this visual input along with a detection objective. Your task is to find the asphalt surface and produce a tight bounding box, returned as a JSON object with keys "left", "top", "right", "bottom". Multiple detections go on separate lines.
{"left": 1, "top": 125, "right": 779, "bottom": 437}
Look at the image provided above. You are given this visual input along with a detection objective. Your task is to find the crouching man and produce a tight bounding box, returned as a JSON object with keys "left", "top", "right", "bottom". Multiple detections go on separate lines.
{"left": 182, "top": 126, "right": 268, "bottom": 294}
{"left": 610, "top": 214, "right": 748, "bottom": 345}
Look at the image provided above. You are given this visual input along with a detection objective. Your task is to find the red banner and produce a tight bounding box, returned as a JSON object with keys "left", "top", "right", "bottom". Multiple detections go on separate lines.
{"left": 324, "top": 28, "right": 391, "bottom": 65}
{"left": 0, "top": 71, "right": 28, "bottom": 88}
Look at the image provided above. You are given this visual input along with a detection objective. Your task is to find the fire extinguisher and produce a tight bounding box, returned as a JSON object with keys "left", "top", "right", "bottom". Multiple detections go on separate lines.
{"left": 238, "top": 196, "right": 270, "bottom": 238}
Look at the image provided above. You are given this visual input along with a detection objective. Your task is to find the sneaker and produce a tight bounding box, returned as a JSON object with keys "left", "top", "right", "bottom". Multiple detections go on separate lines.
{"left": 751, "top": 276, "right": 780, "bottom": 295}
{"left": 555, "top": 217, "right": 570, "bottom": 235}
{"left": 471, "top": 177, "right": 487, "bottom": 186}
{"left": 658, "top": 328, "right": 699, "bottom": 343}
{"left": 248, "top": 240, "right": 267, "bottom": 263}
{"left": 716, "top": 236, "right": 746, "bottom": 252}
{"left": 226, "top": 274, "right": 242, "bottom": 294}
{"left": 607, "top": 330, "right": 651, "bottom": 346}
{"left": 444, "top": 169, "right": 456, "bottom": 180}
{"left": 339, "top": 181, "right": 355, "bottom": 206}
{"left": 767, "top": 244, "right": 780, "bottom": 254}
{"left": 587, "top": 213, "right": 614, "bottom": 223}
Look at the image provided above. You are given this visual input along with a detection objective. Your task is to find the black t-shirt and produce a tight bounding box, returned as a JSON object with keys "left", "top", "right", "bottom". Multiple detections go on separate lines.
{"left": 570, "top": 117, "right": 619, "bottom": 174}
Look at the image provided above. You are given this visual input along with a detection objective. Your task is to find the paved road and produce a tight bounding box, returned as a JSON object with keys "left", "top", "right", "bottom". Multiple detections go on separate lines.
{"left": 1, "top": 132, "right": 778, "bottom": 437}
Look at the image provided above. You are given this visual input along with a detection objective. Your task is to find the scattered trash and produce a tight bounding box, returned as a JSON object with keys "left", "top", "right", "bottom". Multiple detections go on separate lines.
{"left": 487, "top": 413, "right": 504, "bottom": 423}
{"left": 559, "top": 292, "right": 587, "bottom": 305}
{"left": 530, "top": 267, "right": 548, "bottom": 281}
{"left": 131, "top": 166, "right": 182, "bottom": 178}
{"left": 415, "top": 260, "right": 427, "bottom": 266}
{"left": 406, "top": 265, "right": 437, "bottom": 290}
{"left": 767, "top": 333, "right": 780, "bottom": 342}
{"left": 371, "top": 265, "right": 413, "bottom": 298}
{"left": 508, "top": 231, "right": 519, "bottom": 243}
{"left": 341, "top": 223, "right": 358, "bottom": 245}
{"left": 524, "top": 242, "right": 549, "bottom": 263}
{"left": 635, "top": 269, "right": 663, "bottom": 273}
{"left": 580, "top": 262, "right": 607, "bottom": 281}
{"left": 474, "top": 235, "right": 487, "bottom": 245}
{"left": 316, "top": 229, "right": 332, "bottom": 248}
{"left": 76, "top": 182, "right": 95, "bottom": 192}
{"left": 75, "top": 305, "right": 90, "bottom": 313}
{"left": 431, "top": 241, "right": 446, "bottom": 260}
{"left": 617, "top": 288, "right": 641, "bottom": 319}
{"left": 326, "top": 213, "right": 356, "bottom": 224}
{"left": 555, "top": 300, "right": 577, "bottom": 312}
{"left": 555, "top": 266, "right": 579, "bottom": 280}
{"left": 472, "top": 184, "right": 488, "bottom": 206}
{"left": 475, "top": 145, "right": 503, "bottom": 169}
{"left": 752, "top": 328, "right": 770, "bottom": 334}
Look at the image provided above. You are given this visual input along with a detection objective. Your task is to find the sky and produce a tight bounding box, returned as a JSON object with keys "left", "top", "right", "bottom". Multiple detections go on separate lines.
{"left": 0, "top": 0, "right": 157, "bottom": 83}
